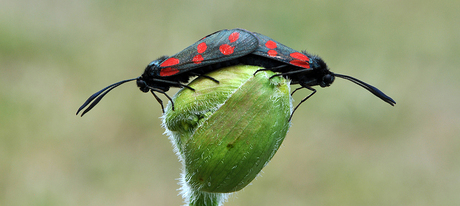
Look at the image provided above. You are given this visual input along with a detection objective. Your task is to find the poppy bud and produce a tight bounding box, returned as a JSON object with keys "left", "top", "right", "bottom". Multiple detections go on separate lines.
{"left": 163, "top": 65, "right": 291, "bottom": 205}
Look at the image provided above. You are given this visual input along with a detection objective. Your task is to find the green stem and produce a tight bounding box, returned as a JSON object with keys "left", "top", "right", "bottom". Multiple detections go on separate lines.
{"left": 188, "top": 190, "right": 228, "bottom": 206}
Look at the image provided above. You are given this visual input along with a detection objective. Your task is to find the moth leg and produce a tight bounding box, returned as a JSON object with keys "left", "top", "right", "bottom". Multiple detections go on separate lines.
{"left": 150, "top": 90, "right": 165, "bottom": 113}
{"left": 190, "top": 72, "right": 219, "bottom": 83}
{"left": 151, "top": 78, "right": 195, "bottom": 91}
{"left": 253, "top": 68, "right": 271, "bottom": 76}
{"left": 200, "top": 75, "right": 219, "bottom": 83}
{"left": 183, "top": 85, "right": 195, "bottom": 91}
{"left": 269, "top": 67, "right": 312, "bottom": 79}
{"left": 291, "top": 87, "right": 303, "bottom": 96}
{"left": 289, "top": 86, "right": 316, "bottom": 121}
{"left": 148, "top": 87, "right": 175, "bottom": 111}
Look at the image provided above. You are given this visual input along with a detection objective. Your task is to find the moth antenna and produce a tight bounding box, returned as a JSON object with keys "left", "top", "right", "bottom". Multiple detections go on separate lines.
{"left": 76, "top": 78, "right": 138, "bottom": 116}
{"left": 334, "top": 74, "right": 396, "bottom": 106}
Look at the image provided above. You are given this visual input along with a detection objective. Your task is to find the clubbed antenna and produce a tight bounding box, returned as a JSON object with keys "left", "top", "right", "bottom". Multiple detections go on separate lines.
{"left": 76, "top": 78, "right": 138, "bottom": 116}
{"left": 334, "top": 73, "right": 396, "bottom": 106}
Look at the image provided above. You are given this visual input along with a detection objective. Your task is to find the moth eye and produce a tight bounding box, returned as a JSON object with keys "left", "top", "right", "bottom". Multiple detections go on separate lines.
{"left": 136, "top": 79, "right": 149, "bottom": 93}
{"left": 321, "top": 74, "right": 334, "bottom": 87}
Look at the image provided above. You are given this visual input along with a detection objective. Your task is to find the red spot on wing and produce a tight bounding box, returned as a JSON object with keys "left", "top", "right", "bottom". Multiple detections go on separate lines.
{"left": 289, "top": 52, "right": 310, "bottom": 68}
{"left": 219, "top": 44, "right": 235, "bottom": 55}
{"left": 160, "top": 67, "right": 180, "bottom": 76}
{"left": 160, "top": 57, "right": 180, "bottom": 67}
{"left": 290, "top": 52, "right": 309, "bottom": 62}
{"left": 228, "top": 32, "right": 240, "bottom": 43}
{"left": 267, "top": 49, "right": 277, "bottom": 57}
{"left": 265, "top": 40, "right": 277, "bottom": 49}
{"left": 193, "top": 54, "right": 204, "bottom": 64}
{"left": 289, "top": 60, "right": 310, "bottom": 69}
{"left": 197, "top": 42, "right": 207, "bottom": 53}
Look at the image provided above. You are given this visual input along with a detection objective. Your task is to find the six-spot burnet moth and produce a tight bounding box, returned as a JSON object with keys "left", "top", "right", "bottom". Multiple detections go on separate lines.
{"left": 76, "top": 28, "right": 395, "bottom": 118}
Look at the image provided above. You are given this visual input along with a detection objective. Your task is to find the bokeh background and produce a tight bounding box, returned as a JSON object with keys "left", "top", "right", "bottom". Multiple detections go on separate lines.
{"left": 1, "top": 0, "right": 459, "bottom": 205}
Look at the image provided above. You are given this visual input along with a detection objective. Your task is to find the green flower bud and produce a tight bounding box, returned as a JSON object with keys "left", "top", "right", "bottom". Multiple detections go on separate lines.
{"left": 162, "top": 65, "right": 291, "bottom": 205}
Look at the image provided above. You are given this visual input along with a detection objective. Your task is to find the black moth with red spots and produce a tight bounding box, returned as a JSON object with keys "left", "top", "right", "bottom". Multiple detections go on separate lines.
{"left": 77, "top": 28, "right": 395, "bottom": 117}
{"left": 248, "top": 32, "right": 395, "bottom": 118}
{"left": 77, "top": 28, "right": 259, "bottom": 116}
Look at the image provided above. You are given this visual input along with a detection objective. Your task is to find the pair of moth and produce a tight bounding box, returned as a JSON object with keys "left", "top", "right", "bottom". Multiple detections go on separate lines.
{"left": 77, "top": 28, "right": 395, "bottom": 118}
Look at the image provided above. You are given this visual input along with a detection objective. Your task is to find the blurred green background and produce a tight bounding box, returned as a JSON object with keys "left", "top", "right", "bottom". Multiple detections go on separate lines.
{"left": 1, "top": 0, "right": 459, "bottom": 205}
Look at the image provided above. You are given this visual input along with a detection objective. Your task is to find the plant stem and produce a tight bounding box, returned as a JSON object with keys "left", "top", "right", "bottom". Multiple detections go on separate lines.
{"left": 188, "top": 190, "right": 228, "bottom": 206}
